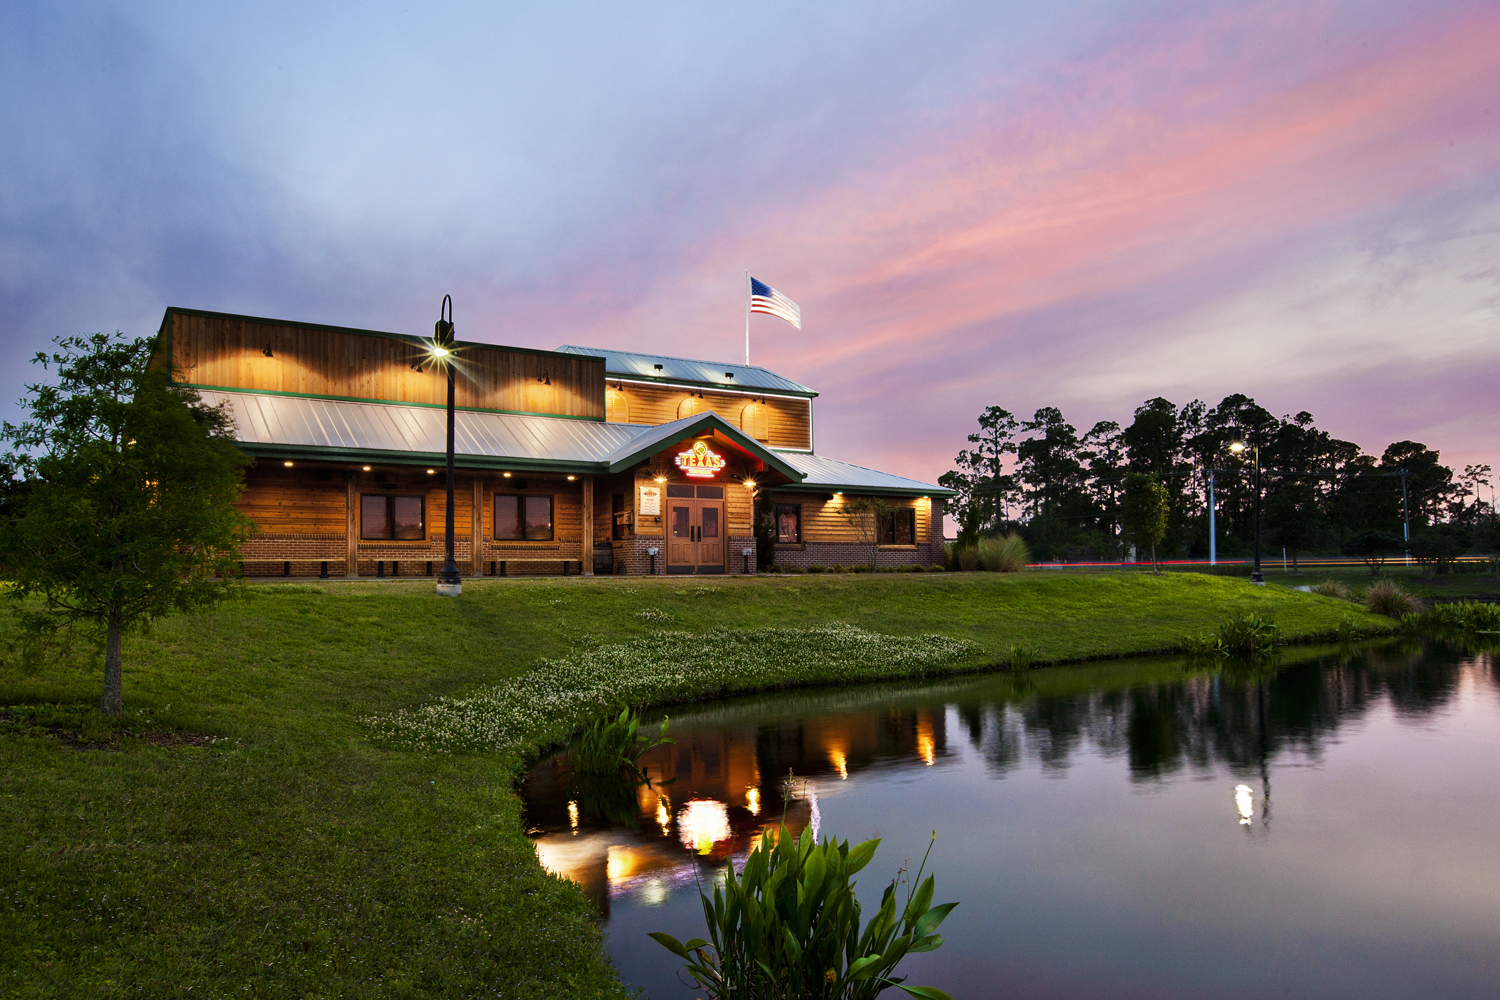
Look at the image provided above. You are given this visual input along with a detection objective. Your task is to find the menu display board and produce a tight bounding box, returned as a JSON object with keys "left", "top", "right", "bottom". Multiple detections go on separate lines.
{"left": 639, "top": 485, "right": 661, "bottom": 517}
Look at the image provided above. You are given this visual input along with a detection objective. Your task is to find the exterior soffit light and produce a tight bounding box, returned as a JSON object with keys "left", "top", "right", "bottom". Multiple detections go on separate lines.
{"left": 283, "top": 461, "right": 294, "bottom": 467}
{"left": 567, "top": 475, "right": 577, "bottom": 481}
{"left": 362, "top": 465, "right": 371, "bottom": 471}
{"left": 426, "top": 468, "right": 436, "bottom": 474}
{"left": 502, "top": 471, "right": 512, "bottom": 477}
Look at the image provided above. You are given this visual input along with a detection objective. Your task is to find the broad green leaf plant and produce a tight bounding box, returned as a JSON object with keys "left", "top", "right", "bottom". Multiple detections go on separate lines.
{"left": 651, "top": 828, "right": 957, "bottom": 1000}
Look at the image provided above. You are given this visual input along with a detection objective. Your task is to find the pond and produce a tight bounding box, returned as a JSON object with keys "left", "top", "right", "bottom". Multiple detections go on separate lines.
{"left": 522, "top": 641, "right": 1500, "bottom": 999}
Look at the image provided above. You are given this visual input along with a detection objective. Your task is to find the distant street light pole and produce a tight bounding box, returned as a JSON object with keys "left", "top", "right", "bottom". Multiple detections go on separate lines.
{"left": 1229, "top": 434, "right": 1264, "bottom": 585}
{"left": 433, "top": 295, "right": 462, "bottom": 597}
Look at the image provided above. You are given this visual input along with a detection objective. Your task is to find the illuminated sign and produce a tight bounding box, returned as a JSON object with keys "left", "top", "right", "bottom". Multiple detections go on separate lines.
{"left": 676, "top": 441, "right": 726, "bottom": 479}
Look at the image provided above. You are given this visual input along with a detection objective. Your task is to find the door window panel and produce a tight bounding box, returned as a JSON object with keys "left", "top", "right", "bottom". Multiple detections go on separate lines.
{"left": 667, "top": 484, "right": 695, "bottom": 498}
{"left": 672, "top": 505, "right": 691, "bottom": 539}
{"left": 701, "top": 506, "right": 720, "bottom": 539}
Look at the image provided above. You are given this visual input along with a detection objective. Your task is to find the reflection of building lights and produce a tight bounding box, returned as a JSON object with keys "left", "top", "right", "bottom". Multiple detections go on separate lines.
{"left": 829, "top": 749, "right": 848, "bottom": 780}
{"left": 1235, "top": 784, "right": 1254, "bottom": 825}
{"left": 917, "top": 716, "right": 936, "bottom": 765}
{"left": 677, "top": 799, "right": 731, "bottom": 855}
{"left": 607, "top": 844, "right": 642, "bottom": 882}
{"left": 567, "top": 800, "right": 580, "bottom": 832}
{"left": 746, "top": 787, "right": 761, "bottom": 815}
{"left": 638, "top": 878, "right": 668, "bottom": 907}
{"left": 656, "top": 799, "right": 671, "bottom": 835}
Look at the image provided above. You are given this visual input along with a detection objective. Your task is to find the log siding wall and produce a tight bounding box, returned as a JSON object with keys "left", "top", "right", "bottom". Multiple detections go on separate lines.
{"left": 166, "top": 310, "right": 604, "bottom": 419}
{"left": 603, "top": 382, "right": 812, "bottom": 450}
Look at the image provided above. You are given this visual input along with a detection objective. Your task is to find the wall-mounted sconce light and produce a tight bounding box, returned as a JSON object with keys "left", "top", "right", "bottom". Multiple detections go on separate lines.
{"left": 536, "top": 371, "right": 551, "bottom": 385}
{"left": 410, "top": 359, "right": 424, "bottom": 372}
{"left": 262, "top": 344, "right": 275, "bottom": 358}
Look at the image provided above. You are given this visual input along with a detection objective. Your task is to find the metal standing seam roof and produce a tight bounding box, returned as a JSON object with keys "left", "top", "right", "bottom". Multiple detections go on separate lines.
{"left": 774, "top": 452, "right": 955, "bottom": 497}
{"left": 553, "top": 345, "right": 817, "bottom": 397}
{"left": 198, "top": 389, "right": 950, "bottom": 495}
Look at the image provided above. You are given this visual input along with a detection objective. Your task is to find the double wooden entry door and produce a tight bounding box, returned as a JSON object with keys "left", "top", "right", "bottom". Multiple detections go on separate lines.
{"left": 667, "top": 484, "right": 725, "bottom": 574}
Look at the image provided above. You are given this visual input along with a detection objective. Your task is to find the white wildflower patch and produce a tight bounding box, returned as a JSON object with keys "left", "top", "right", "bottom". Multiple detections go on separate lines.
{"left": 634, "top": 609, "right": 677, "bottom": 624}
{"left": 366, "top": 624, "right": 980, "bottom": 756}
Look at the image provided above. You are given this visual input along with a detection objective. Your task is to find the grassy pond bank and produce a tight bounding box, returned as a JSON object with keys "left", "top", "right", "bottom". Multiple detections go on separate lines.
{"left": 1, "top": 572, "right": 1393, "bottom": 997}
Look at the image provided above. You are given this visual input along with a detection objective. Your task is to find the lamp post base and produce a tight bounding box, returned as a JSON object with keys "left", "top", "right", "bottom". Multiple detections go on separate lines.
{"left": 1251, "top": 571, "right": 1265, "bottom": 586}
{"left": 436, "top": 558, "right": 463, "bottom": 597}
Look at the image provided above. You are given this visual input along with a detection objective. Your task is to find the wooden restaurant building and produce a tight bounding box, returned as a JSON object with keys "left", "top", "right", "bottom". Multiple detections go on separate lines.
{"left": 156, "top": 307, "right": 952, "bottom": 578}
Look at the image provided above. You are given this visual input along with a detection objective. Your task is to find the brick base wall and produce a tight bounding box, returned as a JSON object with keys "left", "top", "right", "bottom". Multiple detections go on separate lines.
{"left": 769, "top": 542, "right": 940, "bottom": 570}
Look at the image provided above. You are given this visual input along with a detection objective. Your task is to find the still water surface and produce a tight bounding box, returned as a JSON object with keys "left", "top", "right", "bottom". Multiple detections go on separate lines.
{"left": 523, "top": 642, "right": 1500, "bottom": 999}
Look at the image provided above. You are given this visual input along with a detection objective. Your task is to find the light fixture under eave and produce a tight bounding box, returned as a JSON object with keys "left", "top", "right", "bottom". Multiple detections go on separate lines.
{"left": 283, "top": 461, "right": 294, "bottom": 467}
{"left": 362, "top": 465, "right": 372, "bottom": 472}
{"left": 426, "top": 468, "right": 436, "bottom": 475}
{"left": 429, "top": 345, "right": 452, "bottom": 359}
{"left": 502, "top": 471, "right": 512, "bottom": 478}
{"left": 262, "top": 344, "right": 274, "bottom": 358}
{"left": 744, "top": 479, "right": 756, "bottom": 490}
{"left": 567, "top": 475, "right": 577, "bottom": 481}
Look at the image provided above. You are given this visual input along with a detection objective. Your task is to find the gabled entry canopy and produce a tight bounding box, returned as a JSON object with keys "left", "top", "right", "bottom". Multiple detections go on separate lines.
{"left": 600, "top": 411, "right": 804, "bottom": 482}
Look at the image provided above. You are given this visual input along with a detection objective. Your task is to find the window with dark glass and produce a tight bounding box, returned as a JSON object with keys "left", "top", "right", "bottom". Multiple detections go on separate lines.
{"left": 494, "top": 494, "right": 554, "bottom": 541}
{"left": 775, "top": 503, "right": 801, "bottom": 544}
{"left": 880, "top": 507, "right": 916, "bottom": 545}
{"left": 611, "top": 493, "right": 626, "bottom": 541}
{"left": 360, "top": 494, "right": 425, "bottom": 540}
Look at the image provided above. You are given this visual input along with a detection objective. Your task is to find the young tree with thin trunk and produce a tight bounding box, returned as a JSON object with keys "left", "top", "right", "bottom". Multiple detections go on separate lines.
{"left": 0, "top": 333, "right": 252, "bottom": 716}
{"left": 1120, "top": 473, "right": 1169, "bottom": 573}
{"left": 839, "top": 496, "right": 895, "bottom": 570}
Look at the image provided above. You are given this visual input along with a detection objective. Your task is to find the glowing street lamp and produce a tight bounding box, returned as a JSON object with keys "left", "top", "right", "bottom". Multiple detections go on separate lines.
{"left": 433, "top": 295, "right": 461, "bottom": 597}
{"left": 1229, "top": 433, "right": 1264, "bottom": 585}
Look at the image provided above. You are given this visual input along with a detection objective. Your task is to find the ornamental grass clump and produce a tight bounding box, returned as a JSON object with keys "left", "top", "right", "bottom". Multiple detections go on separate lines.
{"left": 1363, "top": 579, "right": 1421, "bottom": 618}
{"left": 976, "top": 534, "right": 1029, "bottom": 573}
{"left": 368, "top": 624, "right": 981, "bottom": 756}
{"left": 650, "top": 828, "right": 957, "bottom": 1000}
{"left": 1311, "top": 579, "right": 1352, "bottom": 600}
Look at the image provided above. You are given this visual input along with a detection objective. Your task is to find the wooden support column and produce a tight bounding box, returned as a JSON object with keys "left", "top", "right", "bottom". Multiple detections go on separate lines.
{"left": 582, "top": 475, "right": 594, "bottom": 576}
{"left": 345, "top": 475, "right": 358, "bottom": 577}
{"left": 471, "top": 474, "right": 483, "bottom": 577}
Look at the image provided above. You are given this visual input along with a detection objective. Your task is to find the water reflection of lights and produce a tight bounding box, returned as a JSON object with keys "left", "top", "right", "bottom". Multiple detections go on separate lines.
{"left": 655, "top": 798, "right": 672, "bottom": 835}
{"left": 638, "top": 877, "right": 668, "bottom": 906}
{"left": 677, "top": 799, "right": 731, "bottom": 854}
{"left": 830, "top": 748, "right": 848, "bottom": 779}
{"left": 917, "top": 716, "right": 936, "bottom": 765}
{"left": 746, "top": 787, "right": 761, "bottom": 815}
{"left": 1234, "top": 784, "right": 1254, "bottom": 825}
{"left": 607, "top": 844, "right": 644, "bottom": 882}
{"left": 567, "top": 799, "right": 580, "bottom": 832}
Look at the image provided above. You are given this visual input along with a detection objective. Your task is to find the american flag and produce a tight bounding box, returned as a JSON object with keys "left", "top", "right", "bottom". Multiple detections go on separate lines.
{"left": 749, "top": 277, "right": 801, "bottom": 329}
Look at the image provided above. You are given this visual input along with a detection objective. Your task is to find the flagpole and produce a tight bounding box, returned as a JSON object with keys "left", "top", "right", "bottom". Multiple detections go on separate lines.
{"left": 744, "top": 269, "right": 750, "bottom": 366}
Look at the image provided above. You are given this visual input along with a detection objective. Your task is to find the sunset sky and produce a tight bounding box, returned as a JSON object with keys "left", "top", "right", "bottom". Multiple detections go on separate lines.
{"left": 3, "top": 1, "right": 1496, "bottom": 487}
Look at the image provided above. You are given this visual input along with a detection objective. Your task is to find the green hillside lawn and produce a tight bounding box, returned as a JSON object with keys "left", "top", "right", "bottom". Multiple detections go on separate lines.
{"left": 1, "top": 572, "right": 1391, "bottom": 998}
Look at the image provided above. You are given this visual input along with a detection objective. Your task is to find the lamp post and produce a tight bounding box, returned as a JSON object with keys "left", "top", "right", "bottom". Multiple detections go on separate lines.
{"left": 433, "top": 295, "right": 462, "bottom": 597}
{"left": 1229, "top": 434, "right": 1264, "bottom": 585}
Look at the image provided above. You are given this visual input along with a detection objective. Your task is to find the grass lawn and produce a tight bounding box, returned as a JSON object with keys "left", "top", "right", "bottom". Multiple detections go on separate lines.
{"left": 1, "top": 571, "right": 1392, "bottom": 998}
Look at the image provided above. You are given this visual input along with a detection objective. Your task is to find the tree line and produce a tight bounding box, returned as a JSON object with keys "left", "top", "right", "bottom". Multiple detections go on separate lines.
{"left": 938, "top": 395, "right": 1497, "bottom": 567}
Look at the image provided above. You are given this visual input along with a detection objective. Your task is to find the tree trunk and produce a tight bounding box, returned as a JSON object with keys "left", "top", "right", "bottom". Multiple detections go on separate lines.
{"left": 102, "top": 607, "right": 123, "bottom": 717}
{"left": 1151, "top": 541, "right": 1159, "bottom": 574}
